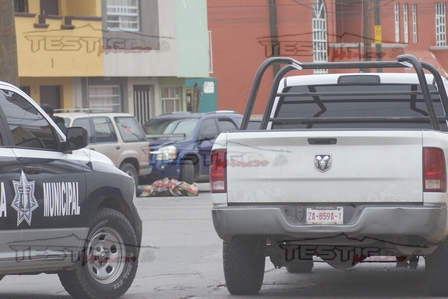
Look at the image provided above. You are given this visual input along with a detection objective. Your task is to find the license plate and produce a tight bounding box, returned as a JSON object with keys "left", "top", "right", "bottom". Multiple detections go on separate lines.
{"left": 306, "top": 207, "right": 343, "bottom": 224}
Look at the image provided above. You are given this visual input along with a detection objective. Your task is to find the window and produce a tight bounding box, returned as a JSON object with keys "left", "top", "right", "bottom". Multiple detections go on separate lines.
{"left": 14, "top": 0, "right": 28, "bottom": 12}
{"left": 218, "top": 119, "right": 239, "bottom": 132}
{"left": 0, "top": 89, "right": 59, "bottom": 149}
{"left": 436, "top": 3, "right": 446, "bottom": 46}
{"left": 92, "top": 117, "right": 117, "bottom": 143}
{"left": 198, "top": 119, "right": 219, "bottom": 140}
{"left": 208, "top": 31, "right": 214, "bottom": 74}
{"left": 161, "top": 87, "right": 181, "bottom": 114}
{"left": 312, "top": 0, "right": 327, "bottom": 74}
{"left": 143, "top": 118, "right": 198, "bottom": 139}
{"left": 412, "top": 4, "right": 418, "bottom": 43}
{"left": 107, "top": 0, "right": 140, "bottom": 31}
{"left": 72, "top": 118, "right": 94, "bottom": 144}
{"left": 273, "top": 84, "right": 447, "bottom": 131}
{"left": 403, "top": 4, "right": 408, "bottom": 43}
{"left": 115, "top": 117, "right": 147, "bottom": 142}
{"left": 395, "top": 3, "right": 400, "bottom": 43}
{"left": 88, "top": 86, "right": 122, "bottom": 112}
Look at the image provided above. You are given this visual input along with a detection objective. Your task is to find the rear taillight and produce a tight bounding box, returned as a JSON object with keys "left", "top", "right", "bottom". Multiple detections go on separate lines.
{"left": 210, "top": 149, "right": 227, "bottom": 193}
{"left": 423, "top": 148, "right": 446, "bottom": 192}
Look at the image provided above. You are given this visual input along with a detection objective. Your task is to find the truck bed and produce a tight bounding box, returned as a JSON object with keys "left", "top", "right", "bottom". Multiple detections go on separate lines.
{"left": 210, "top": 54, "right": 448, "bottom": 296}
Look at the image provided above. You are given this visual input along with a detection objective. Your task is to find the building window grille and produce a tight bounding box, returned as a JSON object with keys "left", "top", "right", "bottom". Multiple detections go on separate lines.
{"left": 88, "top": 86, "right": 122, "bottom": 112}
{"left": 412, "top": 4, "right": 418, "bottom": 43}
{"left": 107, "top": 0, "right": 140, "bottom": 31}
{"left": 395, "top": 3, "right": 400, "bottom": 43}
{"left": 312, "top": 0, "right": 327, "bottom": 75}
{"left": 403, "top": 4, "right": 408, "bottom": 43}
{"left": 161, "top": 87, "right": 181, "bottom": 114}
{"left": 436, "top": 3, "right": 446, "bottom": 46}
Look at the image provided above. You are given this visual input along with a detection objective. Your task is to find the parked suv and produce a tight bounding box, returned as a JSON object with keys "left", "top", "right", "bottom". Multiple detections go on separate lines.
{"left": 142, "top": 111, "right": 242, "bottom": 184}
{"left": 55, "top": 110, "right": 151, "bottom": 187}
{"left": 0, "top": 81, "right": 141, "bottom": 299}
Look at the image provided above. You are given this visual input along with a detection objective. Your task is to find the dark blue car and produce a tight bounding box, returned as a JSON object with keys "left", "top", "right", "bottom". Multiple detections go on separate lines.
{"left": 142, "top": 111, "right": 242, "bottom": 184}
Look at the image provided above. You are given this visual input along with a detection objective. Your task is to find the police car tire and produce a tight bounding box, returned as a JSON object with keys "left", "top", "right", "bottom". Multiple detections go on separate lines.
{"left": 223, "top": 236, "right": 265, "bottom": 295}
{"left": 58, "top": 208, "right": 139, "bottom": 299}
{"left": 425, "top": 239, "right": 448, "bottom": 296}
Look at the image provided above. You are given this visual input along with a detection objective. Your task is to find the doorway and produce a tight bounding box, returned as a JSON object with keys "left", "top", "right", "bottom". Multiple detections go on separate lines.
{"left": 133, "top": 85, "right": 153, "bottom": 124}
{"left": 40, "top": 85, "right": 61, "bottom": 110}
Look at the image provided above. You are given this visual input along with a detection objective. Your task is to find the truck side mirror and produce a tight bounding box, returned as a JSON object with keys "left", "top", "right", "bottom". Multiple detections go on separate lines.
{"left": 64, "top": 127, "right": 89, "bottom": 151}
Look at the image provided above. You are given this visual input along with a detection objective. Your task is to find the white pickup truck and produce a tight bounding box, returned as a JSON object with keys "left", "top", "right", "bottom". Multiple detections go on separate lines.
{"left": 210, "top": 55, "right": 448, "bottom": 296}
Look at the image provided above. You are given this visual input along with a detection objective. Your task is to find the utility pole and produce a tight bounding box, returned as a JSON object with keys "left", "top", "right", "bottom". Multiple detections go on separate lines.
{"left": 0, "top": 0, "right": 19, "bottom": 86}
{"left": 374, "top": 0, "right": 382, "bottom": 72}
{"left": 363, "top": 0, "right": 372, "bottom": 69}
{"left": 268, "top": 0, "right": 279, "bottom": 76}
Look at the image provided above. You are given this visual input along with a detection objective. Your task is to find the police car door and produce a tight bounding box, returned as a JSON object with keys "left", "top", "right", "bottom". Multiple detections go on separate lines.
{"left": 0, "top": 90, "right": 22, "bottom": 267}
{"left": 0, "top": 87, "right": 88, "bottom": 270}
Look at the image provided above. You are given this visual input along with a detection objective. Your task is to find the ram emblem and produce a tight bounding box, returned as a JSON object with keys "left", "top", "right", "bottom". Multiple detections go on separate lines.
{"left": 314, "top": 154, "right": 332, "bottom": 172}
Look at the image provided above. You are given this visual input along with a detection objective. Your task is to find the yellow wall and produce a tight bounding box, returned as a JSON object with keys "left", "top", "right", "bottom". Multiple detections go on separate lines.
{"left": 27, "top": 0, "right": 101, "bottom": 16}
{"left": 61, "top": 0, "right": 102, "bottom": 16}
{"left": 15, "top": 0, "right": 103, "bottom": 109}
{"left": 20, "top": 77, "right": 73, "bottom": 109}
{"left": 28, "top": 1, "right": 40, "bottom": 14}
{"left": 15, "top": 0, "right": 104, "bottom": 77}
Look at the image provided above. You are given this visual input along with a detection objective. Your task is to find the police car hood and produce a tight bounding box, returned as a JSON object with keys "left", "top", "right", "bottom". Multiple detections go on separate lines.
{"left": 73, "top": 148, "right": 115, "bottom": 165}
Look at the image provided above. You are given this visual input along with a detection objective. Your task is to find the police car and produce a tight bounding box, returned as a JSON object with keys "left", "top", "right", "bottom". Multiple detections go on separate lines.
{"left": 0, "top": 81, "right": 142, "bottom": 299}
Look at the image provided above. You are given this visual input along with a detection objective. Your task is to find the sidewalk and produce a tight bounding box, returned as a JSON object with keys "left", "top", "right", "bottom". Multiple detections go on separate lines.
{"left": 196, "top": 182, "right": 210, "bottom": 192}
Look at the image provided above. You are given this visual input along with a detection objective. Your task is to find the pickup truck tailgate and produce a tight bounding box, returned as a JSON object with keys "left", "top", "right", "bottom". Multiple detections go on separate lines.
{"left": 225, "top": 130, "right": 424, "bottom": 204}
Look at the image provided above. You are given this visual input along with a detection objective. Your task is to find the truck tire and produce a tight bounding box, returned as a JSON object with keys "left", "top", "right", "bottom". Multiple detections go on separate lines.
{"left": 286, "top": 261, "right": 314, "bottom": 273}
{"left": 120, "top": 163, "right": 138, "bottom": 187}
{"left": 58, "top": 208, "right": 139, "bottom": 299}
{"left": 425, "top": 240, "right": 448, "bottom": 296}
{"left": 223, "top": 236, "right": 265, "bottom": 295}
{"left": 180, "top": 159, "right": 194, "bottom": 184}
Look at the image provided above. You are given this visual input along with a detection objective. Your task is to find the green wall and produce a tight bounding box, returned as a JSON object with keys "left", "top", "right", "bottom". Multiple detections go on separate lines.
{"left": 175, "top": 0, "right": 210, "bottom": 78}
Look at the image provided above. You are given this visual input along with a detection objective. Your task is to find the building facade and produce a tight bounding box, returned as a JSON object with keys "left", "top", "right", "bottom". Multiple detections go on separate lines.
{"left": 14, "top": 0, "right": 213, "bottom": 124}
{"left": 208, "top": 0, "right": 448, "bottom": 115}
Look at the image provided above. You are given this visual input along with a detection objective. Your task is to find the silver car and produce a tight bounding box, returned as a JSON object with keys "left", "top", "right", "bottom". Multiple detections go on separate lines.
{"left": 55, "top": 110, "right": 151, "bottom": 187}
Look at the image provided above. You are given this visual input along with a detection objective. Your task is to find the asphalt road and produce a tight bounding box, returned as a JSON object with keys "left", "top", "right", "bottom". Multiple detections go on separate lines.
{"left": 0, "top": 190, "right": 438, "bottom": 298}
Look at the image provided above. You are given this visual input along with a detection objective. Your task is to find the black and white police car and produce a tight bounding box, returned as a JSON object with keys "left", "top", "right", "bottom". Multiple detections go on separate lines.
{"left": 0, "top": 81, "right": 142, "bottom": 299}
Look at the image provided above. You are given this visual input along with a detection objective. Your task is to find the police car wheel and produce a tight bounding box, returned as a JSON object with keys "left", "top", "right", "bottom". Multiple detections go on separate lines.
{"left": 58, "top": 208, "right": 139, "bottom": 299}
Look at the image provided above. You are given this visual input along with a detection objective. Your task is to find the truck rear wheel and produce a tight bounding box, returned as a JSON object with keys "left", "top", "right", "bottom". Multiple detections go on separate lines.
{"left": 223, "top": 236, "right": 265, "bottom": 295}
{"left": 58, "top": 208, "right": 139, "bottom": 299}
{"left": 425, "top": 239, "right": 448, "bottom": 296}
{"left": 286, "top": 260, "right": 314, "bottom": 273}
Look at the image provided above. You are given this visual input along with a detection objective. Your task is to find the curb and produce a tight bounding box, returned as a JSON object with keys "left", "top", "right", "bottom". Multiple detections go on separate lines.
{"left": 196, "top": 182, "right": 210, "bottom": 192}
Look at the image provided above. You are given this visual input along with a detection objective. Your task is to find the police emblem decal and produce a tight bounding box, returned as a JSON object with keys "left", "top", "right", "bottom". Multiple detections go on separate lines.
{"left": 315, "top": 154, "right": 332, "bottom": 172}
{"left": 12, "top": 171, "right": 39, "bottom": 226}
